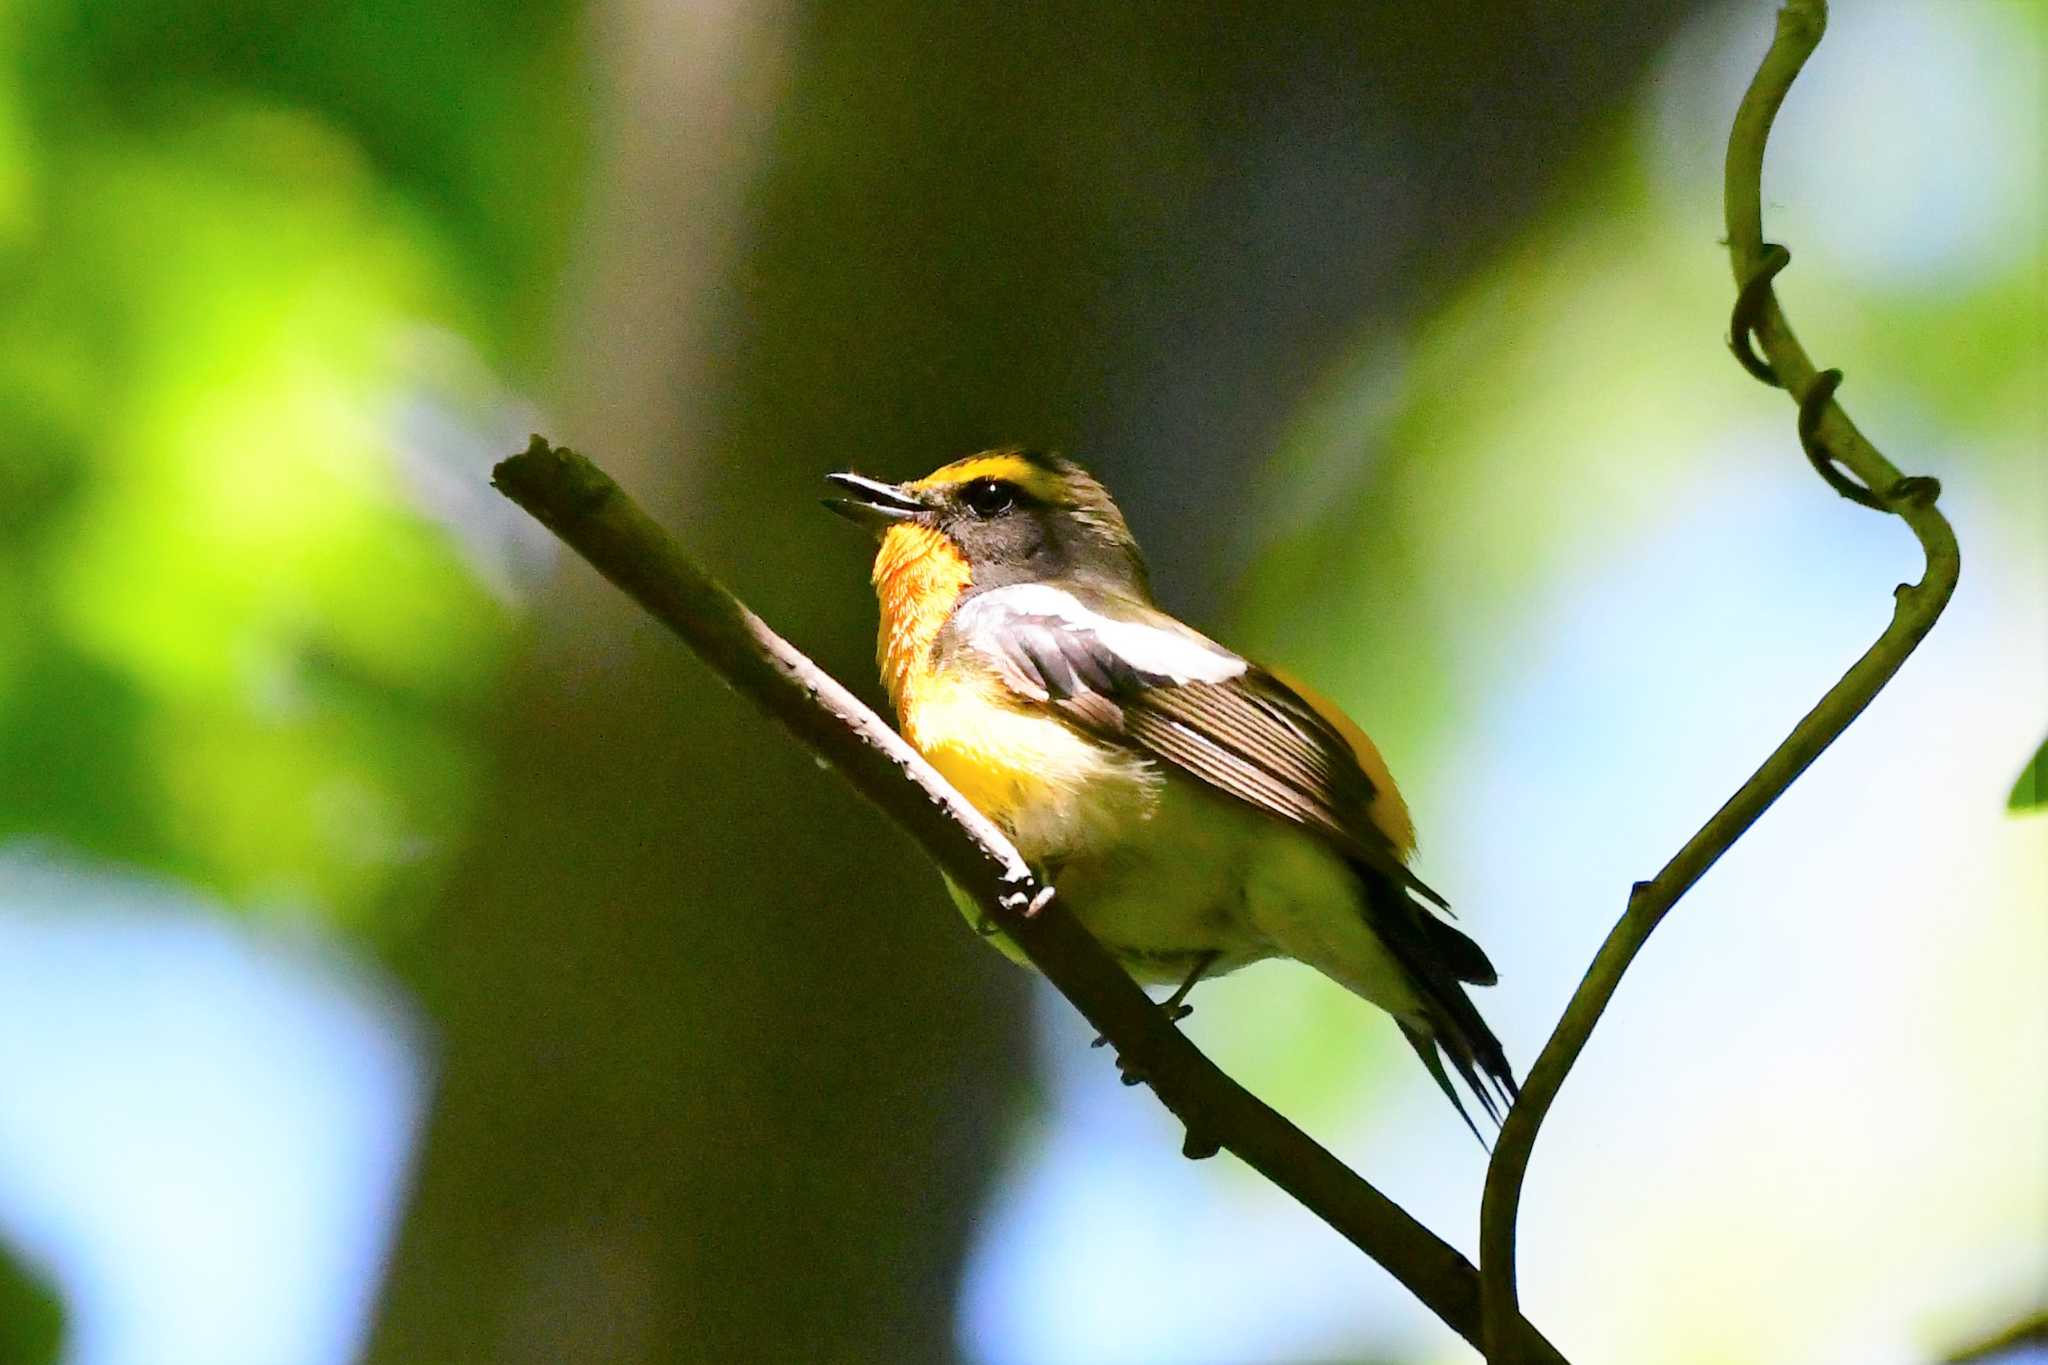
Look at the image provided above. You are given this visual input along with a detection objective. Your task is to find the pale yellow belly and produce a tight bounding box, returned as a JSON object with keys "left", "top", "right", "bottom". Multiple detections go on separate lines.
{"left": 943, "top": 771, "right": 1423, "bottom": 1016}
{"left": 916, "top": 708, "right": 1260, "bottom": 980}
{"left": 1040, "top": 778, "right": 1274, "bottom": 982}
{"left": 906, "top": 679, "right": 1422, "bottom": 1014}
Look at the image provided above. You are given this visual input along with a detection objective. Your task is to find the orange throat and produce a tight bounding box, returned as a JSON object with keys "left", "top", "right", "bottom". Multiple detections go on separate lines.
{"left": 872, "top": 524, "right": 972, "bottom": 717}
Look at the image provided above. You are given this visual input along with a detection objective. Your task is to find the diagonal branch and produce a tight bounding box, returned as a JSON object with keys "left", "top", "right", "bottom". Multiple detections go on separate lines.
{"left": 1476, "top": 2, "right": 1961, "bottom": 1358}
{"left": 491, "top": 438, "right": 1568, "bottom": 1363}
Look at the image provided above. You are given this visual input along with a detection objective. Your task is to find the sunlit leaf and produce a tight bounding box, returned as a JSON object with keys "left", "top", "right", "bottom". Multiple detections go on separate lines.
{"left": 2009, "top": 735, "right": 2048, "bottom": 812}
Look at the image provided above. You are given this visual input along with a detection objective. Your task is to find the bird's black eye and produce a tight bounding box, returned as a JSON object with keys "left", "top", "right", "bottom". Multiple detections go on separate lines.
{"left": 959, "top": 477, "right": 1018, "bottom": 518}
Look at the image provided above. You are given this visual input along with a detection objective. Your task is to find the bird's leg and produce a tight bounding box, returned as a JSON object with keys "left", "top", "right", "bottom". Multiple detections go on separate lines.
{"left": 1094, "top": 951, "right": 1221, "bottom": 1085}
{"left": 1159, "top": 950, "right": 1218, "bottom": 1024}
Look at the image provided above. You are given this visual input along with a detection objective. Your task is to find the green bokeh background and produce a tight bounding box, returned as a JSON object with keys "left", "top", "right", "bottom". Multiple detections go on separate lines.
{"left": 0, "top": 0, "right": 2041, "bottom": 1362}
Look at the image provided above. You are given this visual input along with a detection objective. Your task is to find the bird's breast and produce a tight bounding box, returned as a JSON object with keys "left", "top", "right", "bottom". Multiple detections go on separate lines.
{"left": 897, "top": 669, "right": 1158, "bottom": 863}
{"left": 943, "top": 771, "right": 1307, "bottom": 985}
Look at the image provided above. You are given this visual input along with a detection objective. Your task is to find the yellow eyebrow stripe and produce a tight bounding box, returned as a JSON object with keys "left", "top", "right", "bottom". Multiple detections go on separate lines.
{"left": 908, "top": 453, "right": 1058, "bottom": 499}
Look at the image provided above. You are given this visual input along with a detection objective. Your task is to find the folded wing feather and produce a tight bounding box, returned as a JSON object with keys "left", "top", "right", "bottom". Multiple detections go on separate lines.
{"left": 943, "top": 583, "right": 1446, "bottom": 908}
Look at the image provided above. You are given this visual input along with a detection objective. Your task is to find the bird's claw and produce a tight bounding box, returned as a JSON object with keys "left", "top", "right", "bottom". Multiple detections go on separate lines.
{"left": 1091, "top": 996, "right": 1195, "bottom": 1050}
{"left": 992, "top": 882, "right": 1055, "bottom": 927}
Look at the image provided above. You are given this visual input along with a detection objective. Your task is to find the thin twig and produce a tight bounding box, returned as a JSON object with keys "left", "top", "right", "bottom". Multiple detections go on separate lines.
{"left": 1476, "top": 2, "right": 1961, "bottom": 1358}
{"left": 1944, "top": 1308, "right": 2048, "bottom": 1364}
{"left": 491, "top": 438, "right": 1568, "bottom": 1362}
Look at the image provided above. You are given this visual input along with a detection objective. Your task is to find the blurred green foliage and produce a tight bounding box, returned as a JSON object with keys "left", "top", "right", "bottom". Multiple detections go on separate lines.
{"left": 1, "top": 0, "right": 2038, "bottom": 1359}
{"left": 0, "top": 1241, "right": 59, "bottom": 1365}
{"left": 0, "top": 0, "right": 587, "bottom": 1331}
{"left": 0, "top": 0, "right": 584, "bottom": 927}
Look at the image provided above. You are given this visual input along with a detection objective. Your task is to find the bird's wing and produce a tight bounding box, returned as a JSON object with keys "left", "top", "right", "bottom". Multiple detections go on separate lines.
{"left": 950, "top": 583, "right": 1513, "bottom": 1129}
{"left": 944, "top": 583, "right": 1442, "bottom": 906}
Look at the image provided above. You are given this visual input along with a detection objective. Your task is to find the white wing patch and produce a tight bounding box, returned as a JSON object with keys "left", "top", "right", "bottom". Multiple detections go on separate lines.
{"left": 954, "top": 584, "right": 1247, "bottom": 687}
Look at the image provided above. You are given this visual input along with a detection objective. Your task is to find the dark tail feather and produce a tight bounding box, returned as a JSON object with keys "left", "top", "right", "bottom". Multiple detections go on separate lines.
{"left": 1399, "top": 1020, "right": 1488, "bottom": 1143}
{"left": 1409, "top": 957, "right": 1519, "bottom": 1133}
{"left": 1358, "top": 867, "right": 1519, "bottom": 1136}
{"left": 1422, "top": 914, "right": 1498, "bottom": 986}
{"left": 1408, "top": 997, "right": 1518, "bottom": 1131}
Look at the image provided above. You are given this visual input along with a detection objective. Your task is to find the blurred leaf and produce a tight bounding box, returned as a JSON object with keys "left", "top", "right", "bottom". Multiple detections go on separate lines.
{"left": 0, "top": 1244, "right": 61, "bottom": 1365}
{"left": 0, "top": 0, "right": 575, "bottom": 935}
{"left": 2008, "top": 734, "right": 2048, "bottom": 812}
{"left": 0, "top": 632, "right": 187, "bottom": 880}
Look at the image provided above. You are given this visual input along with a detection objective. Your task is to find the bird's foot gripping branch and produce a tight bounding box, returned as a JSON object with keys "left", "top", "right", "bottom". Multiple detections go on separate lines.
{"left": 490, "top": 437, "right": 1568, "bottom": 1363}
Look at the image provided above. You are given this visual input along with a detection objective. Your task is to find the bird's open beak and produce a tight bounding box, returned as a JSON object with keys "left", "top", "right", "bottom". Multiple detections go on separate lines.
{"left": 823, "top": 472, "right": 927, "bottom": 531}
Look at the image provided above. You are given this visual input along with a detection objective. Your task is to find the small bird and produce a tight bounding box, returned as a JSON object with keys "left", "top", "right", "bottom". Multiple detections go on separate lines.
{"left": 825, "top": 449, "right": 1516, "bottom": 1130}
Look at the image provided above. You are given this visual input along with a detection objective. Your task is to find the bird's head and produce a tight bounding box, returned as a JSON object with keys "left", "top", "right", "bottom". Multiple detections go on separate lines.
{"left": 824, "top": 449, "right": 1150, "bottom": 602}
